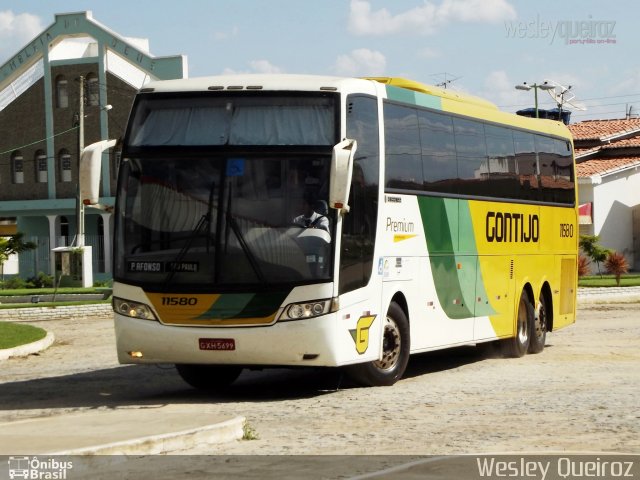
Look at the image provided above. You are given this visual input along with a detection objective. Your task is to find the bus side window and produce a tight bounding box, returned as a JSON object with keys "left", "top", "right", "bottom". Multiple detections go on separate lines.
{"left": 340, "top": 95, "right": 380, "bottom": 294}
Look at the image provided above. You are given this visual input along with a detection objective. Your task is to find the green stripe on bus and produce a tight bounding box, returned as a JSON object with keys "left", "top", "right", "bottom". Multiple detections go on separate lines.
{"left": 196, "top": 292, "right": 288, "bottom": 320}
{"left": 385, "top": 85, "right": 442, "bottom": 110}
{"left": 237, "top": 291, "right": 289, "bottom": 319}
{"left": 418, "top": 196, "right": 495, "bottom": 319}
{"left": 457, "top": 200, "right": 496, "bottom": 317}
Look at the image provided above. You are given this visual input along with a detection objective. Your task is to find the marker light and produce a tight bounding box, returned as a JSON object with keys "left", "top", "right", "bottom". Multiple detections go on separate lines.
{"left": 113, "top": 297, "right": 157, "bottom": 321}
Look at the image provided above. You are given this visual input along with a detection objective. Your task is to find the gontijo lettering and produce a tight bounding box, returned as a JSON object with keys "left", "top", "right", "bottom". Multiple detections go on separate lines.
{"left": 486, "top": 212, "right": 539, "bottom": 243}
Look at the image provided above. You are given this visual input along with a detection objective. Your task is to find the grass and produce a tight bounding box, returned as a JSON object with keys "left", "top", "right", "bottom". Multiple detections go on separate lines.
{"left": 0, "top": 322, "right": 47, "bottom": 349}
{"left": 0, "top": 287, "right": 110, "bottom": 297}
{"left": 242, "top": 422, "right": 260, "bottom": 440}
{"left": 578, "top": 274, "right": 640, "bottom": 287}
{"left": 0, "top": 299, "right": 111, "bottom": 310}
{"left": 0, "top": 286, "right": 112, "bottom": 309}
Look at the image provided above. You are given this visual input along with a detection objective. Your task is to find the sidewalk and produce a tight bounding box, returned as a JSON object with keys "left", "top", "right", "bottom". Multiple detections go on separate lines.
{"left": 0, "top": 407, "right": 245, "bottom": 455}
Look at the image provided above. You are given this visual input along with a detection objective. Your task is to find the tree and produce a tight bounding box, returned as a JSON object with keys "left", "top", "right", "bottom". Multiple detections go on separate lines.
{"left": 579, "top": 234, "right": 612, "bottom": 277}
{"left": 0, "top": 232, "right": 37, "bottom": 285}
{"left": 604, "top": 251, "right": 629, "bottom": 287}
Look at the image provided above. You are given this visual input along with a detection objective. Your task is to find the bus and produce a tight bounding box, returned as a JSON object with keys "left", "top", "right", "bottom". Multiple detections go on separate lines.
{"left": 86, "top": 74, "right": 577, "bottom": 388}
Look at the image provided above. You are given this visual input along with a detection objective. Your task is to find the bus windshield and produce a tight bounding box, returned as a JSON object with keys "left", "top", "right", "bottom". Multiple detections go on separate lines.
{"left": 115, "top": 154, "right": 334, "bottom": 288}
{"left": 115, "top": 92, "right": 338, "bottom": 289}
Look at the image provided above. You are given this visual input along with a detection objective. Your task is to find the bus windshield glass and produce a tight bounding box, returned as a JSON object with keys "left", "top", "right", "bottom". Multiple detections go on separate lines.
{"left": 115, "top": 93, "right": 337, "bottom": 289}
{"left": 115, "top": 154, "right": 334, "bottom": 288}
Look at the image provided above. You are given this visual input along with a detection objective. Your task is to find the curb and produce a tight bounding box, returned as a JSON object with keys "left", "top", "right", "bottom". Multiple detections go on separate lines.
{"left": 0, "top": 331, "right": 55, "bottom": 361}
{"left": 577, "top": 286, "right": 640, "bottom": 304}
{"left": 47, "top": 415, "right": 246, "bottom": 455}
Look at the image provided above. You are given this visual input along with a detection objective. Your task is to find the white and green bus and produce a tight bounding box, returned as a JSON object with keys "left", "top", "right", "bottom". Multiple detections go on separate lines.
{"left": 95, "top": 74, "right": 577, "bottom": 388}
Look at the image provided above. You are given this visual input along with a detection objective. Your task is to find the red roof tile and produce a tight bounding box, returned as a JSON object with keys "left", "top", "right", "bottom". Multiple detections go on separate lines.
{"left": 601, "top": 136, "right": 640, "bottom": 149}
{"left": 568, "top": 118, "right": 640, "bottom": 141}
{"left": 576, "top": 157, "right": 640, "bottom": 177}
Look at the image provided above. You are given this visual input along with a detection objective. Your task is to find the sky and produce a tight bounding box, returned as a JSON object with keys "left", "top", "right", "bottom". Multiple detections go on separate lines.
{"left": 0, "top": 0, "right": 638, "bottom": 122}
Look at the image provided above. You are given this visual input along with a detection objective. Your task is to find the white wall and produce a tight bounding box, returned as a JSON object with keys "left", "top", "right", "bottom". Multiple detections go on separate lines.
{"left": 587, "top": 166, "right": 640, "bottom": 272}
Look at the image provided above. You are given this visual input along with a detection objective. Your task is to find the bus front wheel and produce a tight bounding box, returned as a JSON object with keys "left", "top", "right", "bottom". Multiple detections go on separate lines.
{"left": 502, "top": 290, "right": 533, "bottom": 358}
{"left": 344, "top": 302, "right": 410, "bottom": 387}
{"left": 175, "top": 364, "right": 243, "bottom": 390}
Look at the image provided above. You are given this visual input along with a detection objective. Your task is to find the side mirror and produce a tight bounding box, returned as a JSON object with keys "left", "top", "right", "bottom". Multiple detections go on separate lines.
{"left": 79, "top": 139, "right": 116, "bottom": 205}
{"left": 329, "top": 139, "right": 357, "bottom": 214}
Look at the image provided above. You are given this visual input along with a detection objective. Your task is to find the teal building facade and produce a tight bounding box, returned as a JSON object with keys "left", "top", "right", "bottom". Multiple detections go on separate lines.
{"left": 0, "top": 11, "right": 187, "bottom": 280}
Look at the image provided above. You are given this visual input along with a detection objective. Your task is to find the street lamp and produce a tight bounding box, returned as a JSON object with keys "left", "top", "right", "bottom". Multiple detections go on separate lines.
{"left": 515, "top": 81, "right": 554, "bottom": 118}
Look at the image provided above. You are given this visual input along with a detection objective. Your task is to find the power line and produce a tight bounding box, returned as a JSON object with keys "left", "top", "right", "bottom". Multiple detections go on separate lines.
{"left": 498, "top": 92, "right": 640, "bottom": 110}
{"left": 0, "top": 125, "right": 79, "bottom": 157}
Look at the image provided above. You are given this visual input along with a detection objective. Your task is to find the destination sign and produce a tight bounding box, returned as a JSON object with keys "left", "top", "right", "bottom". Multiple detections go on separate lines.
{"left": 127, "top": 261, "right": 199, "bottom": 273}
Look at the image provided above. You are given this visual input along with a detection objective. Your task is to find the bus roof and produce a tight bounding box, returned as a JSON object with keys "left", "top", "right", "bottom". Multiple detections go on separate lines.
{"left": 140, "top": 74, "right": 366, "bottom": 93}
{"left": 140, "top": 74, "right": 572, "bottom": 140}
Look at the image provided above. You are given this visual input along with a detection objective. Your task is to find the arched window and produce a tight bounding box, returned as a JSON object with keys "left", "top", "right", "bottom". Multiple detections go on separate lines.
{"left": 35, "top": 150, "right": 47, "bottom": 183}
{"left": 59, "top": 149, "right": 72, "bottom": 182}
{"left": 56, "top": 75, "right": 68, "bottom": 108}
{"left": 86, "top": 73, "right": 99, "bottom": 106}
{"left": 11, "top": 151, "right": 24, "bottom": 184}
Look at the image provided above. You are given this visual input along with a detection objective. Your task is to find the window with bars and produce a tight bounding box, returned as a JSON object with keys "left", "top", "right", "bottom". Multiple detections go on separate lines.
{"left": 36, "top": 150, "right": 47, "bottom": 183}
{"left": 11, "top": 151, "right": 24, "bottom": 184}
{"left": 59, "top": 149, "right": 72, "bottom": 182}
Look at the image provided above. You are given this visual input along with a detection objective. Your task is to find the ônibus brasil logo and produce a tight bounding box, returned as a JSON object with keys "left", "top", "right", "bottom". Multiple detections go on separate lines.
{"left": 7, "top": 457, "right": 73, "bottom": 479}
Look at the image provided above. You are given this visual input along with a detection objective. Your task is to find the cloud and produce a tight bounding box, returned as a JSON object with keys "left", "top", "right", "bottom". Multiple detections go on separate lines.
{"left": 249, "top": 60, "right": 282, "bottom": 74}
{"left": 479, "top": 70, "right": 535, "bottom": 111}
{"left": 0, "top": 10, "right": 44, "bottom": 61}
{"left": 222, "top": 59, "right": 283, "bottom": 75}
{"left": 213, "top": 26, "right": 239, "bottom": 41}
{"left": 333, "top": 48, "right": 386, "bottom": 76}
{"left": 348, "top": 0, "right": 516, "bottom": 36}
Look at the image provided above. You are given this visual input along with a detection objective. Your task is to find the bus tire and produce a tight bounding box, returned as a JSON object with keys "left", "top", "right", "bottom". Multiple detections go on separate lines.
{"left": 344, "top": 302, "right": 410, "bottom": 387}
{"left": 175, "top": 364, "right": 243, "bottom": 390}
{"left": 502, "top": 290, "right": 533, "bottom": 358}
{"left": 529, "top": 293, "right": 548, "bottom": 354}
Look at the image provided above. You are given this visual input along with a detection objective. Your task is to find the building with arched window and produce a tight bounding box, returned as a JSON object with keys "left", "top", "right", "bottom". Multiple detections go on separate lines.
{"left": 0, "top": 11, "right": 187, "bottom": 280}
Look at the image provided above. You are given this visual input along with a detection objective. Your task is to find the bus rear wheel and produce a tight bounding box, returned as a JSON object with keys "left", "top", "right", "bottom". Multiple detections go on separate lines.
{"left": 502, "top": 290, "right": 533, "bottom": 358}
{"left": 175, "top": 364, "right": 243, "bottom": 390}
{"left": 529, "top": 293, "right": 548, "bottom": 354}
{"left": 344, "top": 302, "right": 410, "bottom": 387}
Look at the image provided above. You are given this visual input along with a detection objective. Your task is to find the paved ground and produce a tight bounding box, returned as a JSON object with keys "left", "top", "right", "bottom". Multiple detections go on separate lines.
{"left": 0, "top": 290, "right": 638, "bottom": 480}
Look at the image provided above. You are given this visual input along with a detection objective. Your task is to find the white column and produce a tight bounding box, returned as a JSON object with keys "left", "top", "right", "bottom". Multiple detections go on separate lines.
{"left": 47, "top": 215, "right": 57, "bottom": 275}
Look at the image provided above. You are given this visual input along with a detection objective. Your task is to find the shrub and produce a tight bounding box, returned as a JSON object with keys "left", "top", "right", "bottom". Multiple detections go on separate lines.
{"left": 1, "top": 276, "right": 28, "bottom": 289}
{"left": 604, "top": 251, "right": 629, "bottom": 287}
{"left": 27, "top": 272, "right": 54, "bottom": 288}
{"left": 577, "top": 255, "right": 590, "bottom": 277}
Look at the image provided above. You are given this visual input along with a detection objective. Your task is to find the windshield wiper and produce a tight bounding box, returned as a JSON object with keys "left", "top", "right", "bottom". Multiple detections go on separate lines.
{"left": 163, "top": 182, "right": 216, "bottom": 287}
{"left": 223, "top": 185, "right": 266, "bottom": 284}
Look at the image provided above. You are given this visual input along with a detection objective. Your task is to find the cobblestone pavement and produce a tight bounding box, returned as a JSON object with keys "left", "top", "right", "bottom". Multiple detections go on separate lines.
{"left": 2, "top": 296, "right": 638, "bottom": 457}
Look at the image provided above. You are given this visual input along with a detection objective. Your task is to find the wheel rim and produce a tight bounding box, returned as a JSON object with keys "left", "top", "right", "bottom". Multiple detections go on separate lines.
{"left": 535, "top": 302, "right": 547, "bottom": 339}
{"left": 517, "top": 298, "right": 529, "bottom": 345}
{"left": 373, "top": 316, "right": 401, "bottom": 371}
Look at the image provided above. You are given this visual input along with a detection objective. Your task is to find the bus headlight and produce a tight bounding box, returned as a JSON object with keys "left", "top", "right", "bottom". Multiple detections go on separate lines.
{"left": 279, "top": 298, "right": 336, "bottom": 321}
{"left": 113, "top": 297, "right": 157, "bottom": 321}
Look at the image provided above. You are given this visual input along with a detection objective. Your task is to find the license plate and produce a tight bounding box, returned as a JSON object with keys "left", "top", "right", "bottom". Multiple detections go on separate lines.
{"left": 199, "top": 338, "right": 235, "bottom": 351}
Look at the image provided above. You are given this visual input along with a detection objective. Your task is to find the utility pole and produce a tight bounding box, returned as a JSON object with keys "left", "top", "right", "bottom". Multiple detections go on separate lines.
{"left": 77, "top": 75, "right": 85, "bottom": 247}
